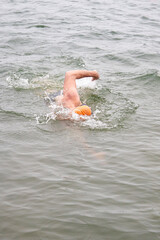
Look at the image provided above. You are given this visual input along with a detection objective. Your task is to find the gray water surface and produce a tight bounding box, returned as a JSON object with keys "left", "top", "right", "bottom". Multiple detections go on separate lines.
{"left": 0, "top": 0, "right": 160, "bottom": 239}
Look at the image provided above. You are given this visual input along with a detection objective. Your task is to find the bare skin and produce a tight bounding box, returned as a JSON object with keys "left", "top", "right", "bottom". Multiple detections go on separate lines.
{"left": 55, "top": 70, "right": 100, "bottom": 109}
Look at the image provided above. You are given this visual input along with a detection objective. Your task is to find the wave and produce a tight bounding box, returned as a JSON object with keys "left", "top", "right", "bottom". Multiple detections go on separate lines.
{"left": 130, "top": 69, "right": 160, "bottom": 86}
{"left": 6, "top": 73, "right": 62, "bottom": 90}
{"left": 0, "top": 107, "right": 33, "bottom": 120}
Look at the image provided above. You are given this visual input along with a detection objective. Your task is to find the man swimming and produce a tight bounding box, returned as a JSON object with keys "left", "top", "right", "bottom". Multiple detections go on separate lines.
{"left": 55, "top": 70, "right": 100, "bottom": 116}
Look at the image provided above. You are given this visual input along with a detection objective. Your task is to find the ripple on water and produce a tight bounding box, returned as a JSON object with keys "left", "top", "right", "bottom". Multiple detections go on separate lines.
{"left": 6, "top": 72, "right": 62, "bottom": 90}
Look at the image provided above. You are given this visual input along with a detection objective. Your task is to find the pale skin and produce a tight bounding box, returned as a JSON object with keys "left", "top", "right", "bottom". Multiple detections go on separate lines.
{"left": 55, "top": 70, "right": 100, "bottom": 109}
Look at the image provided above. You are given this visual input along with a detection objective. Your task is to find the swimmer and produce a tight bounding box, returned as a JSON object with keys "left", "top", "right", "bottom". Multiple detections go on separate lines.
{"left": 55, "top": 70, "right": 100, "bottom": 116}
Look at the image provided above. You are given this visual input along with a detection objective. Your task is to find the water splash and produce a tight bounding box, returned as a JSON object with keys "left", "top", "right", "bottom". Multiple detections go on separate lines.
{"left": 6, "top": 73, "right": 62, "bottom": 90}
{"left": 6, "top": 72, "right": 137, "bottom": 130}
{"left": 39, "top": 83, "right": 138, "bottom": 130}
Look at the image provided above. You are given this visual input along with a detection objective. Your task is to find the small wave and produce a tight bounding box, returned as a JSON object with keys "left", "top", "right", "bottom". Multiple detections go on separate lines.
{"left": 33, "top": 25, "right": 49, "bottom": 28}
{"left": 57, "top": 54, "right": 86, "bottom": 68}
{"left": 81, "top": 117, "right": 110, "bottom": 130}
{"left": 6, "top": 73, "right": 62, "bottom": 90}
{"left": 0, "top": 107, "right": 33, "bottom": 120}
{"left": 130, "top": 69, "right": 160, "bottom": 86}
{"left": 6, "top": 75, "right": 30, "bottom": 89}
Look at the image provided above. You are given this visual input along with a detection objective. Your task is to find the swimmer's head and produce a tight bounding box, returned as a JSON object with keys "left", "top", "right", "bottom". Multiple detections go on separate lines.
{"left": 73, "top": 105, "right": 92, "bottom": 116}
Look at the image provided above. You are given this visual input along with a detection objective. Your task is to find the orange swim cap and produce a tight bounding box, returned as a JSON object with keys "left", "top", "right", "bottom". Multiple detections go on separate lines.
{"left": 73, "top": 105, "right": 92, "bottom": 116}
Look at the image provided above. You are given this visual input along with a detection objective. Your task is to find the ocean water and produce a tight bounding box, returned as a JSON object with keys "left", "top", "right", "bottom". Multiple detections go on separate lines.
{"left": 0, "top": 0, "right": 160, "bottom": 239}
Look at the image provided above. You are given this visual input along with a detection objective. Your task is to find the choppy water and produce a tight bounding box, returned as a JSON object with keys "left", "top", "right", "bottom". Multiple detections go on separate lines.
{"left": 0, "top": 0, "right": 160, "bottom": 239}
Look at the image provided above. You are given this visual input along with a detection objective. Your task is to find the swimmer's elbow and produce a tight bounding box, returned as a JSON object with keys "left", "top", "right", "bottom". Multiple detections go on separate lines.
{"left": 65, "top": 71, "right": 79, "bottom": 80}
{"left": 65, "top": 71, "right": 74, "bottom": 79}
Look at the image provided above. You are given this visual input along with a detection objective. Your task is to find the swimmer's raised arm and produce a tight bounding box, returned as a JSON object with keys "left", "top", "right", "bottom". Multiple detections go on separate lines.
{"left": 63, "top": 70, "right": 99, "bottom": 93}
{"left": 62, "top": 70, "right": 99, "bottom": 109}
{"left": 65, "top": 70, "right": 99, "bottom": 81}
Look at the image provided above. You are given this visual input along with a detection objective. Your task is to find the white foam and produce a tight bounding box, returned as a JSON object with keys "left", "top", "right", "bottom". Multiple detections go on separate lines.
{"left": 6, "top": 74, "right": 52, "bottom": 90}
{"left": 6, "top": 75, "right": 30, "bottom": 89}
{"left": 81, "top": 117, "right": 108, "bottom": 129}
{"left": 76, "top": 77, "right": 97, "bottom": 89}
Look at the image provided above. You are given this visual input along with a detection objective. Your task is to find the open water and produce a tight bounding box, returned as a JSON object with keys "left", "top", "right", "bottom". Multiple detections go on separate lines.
{"left": 0, "top": 0, "right": 160, "bottom": 239}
